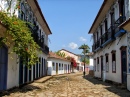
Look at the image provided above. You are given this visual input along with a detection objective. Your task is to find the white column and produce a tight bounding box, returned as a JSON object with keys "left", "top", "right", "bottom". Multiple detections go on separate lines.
{"left": 38, "top": 63, "right": 39, "bottom": 77}
{"left": 31, "top": 65, "right": 33, "bottom": 81}
{"left": 27, "top": 67, "right": 29, "bottom": 82}
{"left": 35, "top": 64, "right": 36, "bottom": 79}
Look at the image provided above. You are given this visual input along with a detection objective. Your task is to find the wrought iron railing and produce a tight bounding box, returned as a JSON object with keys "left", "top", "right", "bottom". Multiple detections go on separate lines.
{"left": 114, "top": 16, "right": 126, "bottom": 33}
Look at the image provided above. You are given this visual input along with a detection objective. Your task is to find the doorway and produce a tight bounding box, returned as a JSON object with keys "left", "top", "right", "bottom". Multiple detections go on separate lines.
{"left": 0, "top": 45, "right": 8, "bottom": 91}
{"left": 56, "top": 63, "right": 58, "bottom": 75}
{"left": 101, "top": 56, "right": 103, "bottom": 79}
{"left": 120, "top": 46, "right": 127, "bottom": 84}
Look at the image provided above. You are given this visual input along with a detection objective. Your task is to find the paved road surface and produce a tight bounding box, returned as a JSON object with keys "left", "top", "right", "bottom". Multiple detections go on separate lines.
{"left": 1, "top": 72, "right": 130, "bottom": 97}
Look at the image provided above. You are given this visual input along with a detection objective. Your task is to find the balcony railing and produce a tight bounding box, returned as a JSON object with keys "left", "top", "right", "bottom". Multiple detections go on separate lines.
{"left": 114, "top": 16, "right": 126, "bottom": 34}
{"left": 93, "top": 26, "right": 115, "bottom": 51}
{"left": 92, "top": 16, "right": 126, "bottom": 52}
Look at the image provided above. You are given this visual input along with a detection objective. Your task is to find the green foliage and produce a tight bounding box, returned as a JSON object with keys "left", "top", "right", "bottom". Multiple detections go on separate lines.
{"left": 78, "top": 44, "right": 90, "bottom": 55}
{"left": 0, "top": 8, "right": 40, "bottom": 66}
{"left": 82, "top": 58, "right": 89, "bottom": 65}
{"left": 55, "top": 51, "right": 66, "bottom": 58}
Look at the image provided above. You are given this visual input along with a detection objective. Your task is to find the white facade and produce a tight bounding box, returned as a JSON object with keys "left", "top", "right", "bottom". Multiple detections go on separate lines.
{"left": 0, "top": 0, "right": 51, "bottom": 91}
{"left": 89, "top": 57, "right": 94, "bottom": 70}
{"left": 47, "top": 58, "right": 71, "bottom": 75}
{"left": 89, "top": 0, "right": 130, "bottom": 90}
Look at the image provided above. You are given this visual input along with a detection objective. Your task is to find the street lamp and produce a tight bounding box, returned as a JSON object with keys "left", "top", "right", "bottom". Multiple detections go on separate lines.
{"left": 83, "top": 49, "right": 86, "bottom": 76}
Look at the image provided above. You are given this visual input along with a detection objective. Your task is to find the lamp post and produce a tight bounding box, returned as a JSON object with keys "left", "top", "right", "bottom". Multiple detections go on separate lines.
{"left": 83, "top": 49, "right": 86, "bottom": 76}
{"left": 78, "top": 44, "right": 90, "bottom": 77}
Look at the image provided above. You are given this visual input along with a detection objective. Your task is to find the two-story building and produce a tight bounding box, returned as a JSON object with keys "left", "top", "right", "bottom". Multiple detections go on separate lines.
{"left": 88, "top": 0, "right": 130, "bottom": 91}
{"left": 59, "top": 49, "right": 82, "bottom": 72}
{"left": 0, "top": 0, "right": 52, "bottom": 91}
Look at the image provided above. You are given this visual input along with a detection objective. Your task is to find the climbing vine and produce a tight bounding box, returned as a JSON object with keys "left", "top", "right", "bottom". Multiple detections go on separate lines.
{"left": 0, "top": 0, "right": 40, "bottom": 66}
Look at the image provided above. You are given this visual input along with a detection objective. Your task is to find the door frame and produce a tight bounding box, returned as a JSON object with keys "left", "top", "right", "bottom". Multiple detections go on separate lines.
{"left": 0, "top": 44, "right": 8, "bottom": 91}
{"left": 120, "top": 46, "right": 127, "bottom": 84}
{"left": 101, "top": 56, "right": 103, "bottom": 78}
{"left": 56, "top": 63, "right": 58, "bottom": 75}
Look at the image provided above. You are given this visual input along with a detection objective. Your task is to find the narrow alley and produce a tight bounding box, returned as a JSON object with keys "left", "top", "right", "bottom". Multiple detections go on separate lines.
{"left": 1, "top": 73, "right": 130, "bottom": 97}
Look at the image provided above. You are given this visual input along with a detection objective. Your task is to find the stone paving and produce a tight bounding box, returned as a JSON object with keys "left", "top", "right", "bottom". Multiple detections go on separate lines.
{"left": 1, "top": 72, "right": 130, "bottom": 97}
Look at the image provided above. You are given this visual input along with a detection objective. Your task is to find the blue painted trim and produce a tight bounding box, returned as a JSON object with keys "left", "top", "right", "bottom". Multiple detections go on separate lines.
{"left": 95, "top": 47, "right": 101, "bottom": 52}
{"left": 115, "top": 29, "right": 126, "bottom": 37}
{"left": 102, "top": 38, "right": 114, "bottom": 47}
{"left": 0, "top": 45, "right": 8, "bottom": 91}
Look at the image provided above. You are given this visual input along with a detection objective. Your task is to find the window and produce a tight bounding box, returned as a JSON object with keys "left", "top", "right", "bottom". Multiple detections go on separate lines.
{"left": 52, "top": 62, "right": 55, "bottom": 71}
{"left": 97, "top": 57, "right": 99, "bottom": 71}
{"left": 119, "top": 0, "right": 125, "bottom": 16}
{"left": 21, "top": 11, "right": 25, "bottom": 20}
{"left": 111, "top": 50, "right": 116, "bottom": 73}
{"left": 97, "top": 32, "right": 99, "bottom": 40}
{"left": 94, "top": 59, "right": 96, "bottom": 71}
{"left": 110, "top": 8, "right": 115, "bottom": 26}
{"left": 105, "top": 19, "right": 108, "bottom": 31}
{"left": 59, "top": 63, "right": 61, "bottom": 70}
{"left": 62, "top": 64, "right": 63, "bottom": 70}
{"left": 105, "top": 53, "right": 109, "bottom": 72}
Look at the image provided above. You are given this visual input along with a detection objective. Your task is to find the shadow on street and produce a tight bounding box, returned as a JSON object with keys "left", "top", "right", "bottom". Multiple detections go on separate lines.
{"left": 0, "top": 84, "right": 41, "bottom": 97}
{"left": 83, "top": 74, "right": 130, "bottom": 97}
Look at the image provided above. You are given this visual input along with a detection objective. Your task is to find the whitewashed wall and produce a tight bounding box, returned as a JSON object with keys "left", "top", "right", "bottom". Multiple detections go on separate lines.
{"left": 47, "top": 58, "right": 71, "bottom": 75}
{"left": 94, "top": 34, "right": 127, "bottom": 83}
{"left": 7, "top": 45, "right": 19, "bottom": 89}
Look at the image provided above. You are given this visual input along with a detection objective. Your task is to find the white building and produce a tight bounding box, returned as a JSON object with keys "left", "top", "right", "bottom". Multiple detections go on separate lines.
{"left": 47, "top": 52, "right": 71, "bottom": 75}
{"left": 0, "top": 0, "right": 52, "bottom": 91}
{"left": 87, "top": 52, "right": 94, "bottom": 70}
{"left": 88, "top": 0, "right": 130, "bottom": 91}
{"left": 59, "top": 49, "right": 82, "bottom": 72}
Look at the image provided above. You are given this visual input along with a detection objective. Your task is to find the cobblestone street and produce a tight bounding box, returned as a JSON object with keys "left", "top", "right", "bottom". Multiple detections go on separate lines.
{"left": 1, "top": 72, "right": 130, "bottom": 97}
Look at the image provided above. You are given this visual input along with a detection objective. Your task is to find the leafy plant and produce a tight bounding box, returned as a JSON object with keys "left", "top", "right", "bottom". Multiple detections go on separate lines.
{"left": 0, "top": 0, "right": 40, "bottom": 67}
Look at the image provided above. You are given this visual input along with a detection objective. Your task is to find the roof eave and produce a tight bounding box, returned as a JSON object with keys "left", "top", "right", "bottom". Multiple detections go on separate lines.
{"left": 88, "top": 0, "right": 115, "bottom": 34}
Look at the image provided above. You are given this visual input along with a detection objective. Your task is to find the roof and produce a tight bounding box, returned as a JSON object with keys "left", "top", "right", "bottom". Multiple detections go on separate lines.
{"left": 27, "top": 0, "right": 52, "bottom": 35}
{"left": 88, "top": 0, "right": 115, "bottom": 34}
{"left": 59, "top": 49, "right": 78, "bottom": 56}
{"left": 48, "top": 51, "right": 70, "bottom": 62}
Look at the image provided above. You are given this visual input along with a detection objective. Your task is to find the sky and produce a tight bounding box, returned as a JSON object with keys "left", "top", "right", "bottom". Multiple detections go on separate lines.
{"left": 38, "top": 0, "right": 103, "bottom": 54}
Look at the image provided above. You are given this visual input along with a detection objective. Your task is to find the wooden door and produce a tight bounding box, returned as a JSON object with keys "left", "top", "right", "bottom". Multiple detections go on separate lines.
{"left": 0, "top": 45, "right": 8, "bottom": 91}
{"left": 56, "top": 63, "right": 58, "bottom": 75}
{"left": 121, "top": 48, "right": 127, "bottom": 84}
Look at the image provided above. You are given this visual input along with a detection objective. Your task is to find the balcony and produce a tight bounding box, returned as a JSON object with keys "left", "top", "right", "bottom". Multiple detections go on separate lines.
{"left": 31, "top": 29, "right": 49, "bottom": 54}
{"left": 92, "top": 26, "right": 115, "bottom": 50}
{"left": 114, "top": 16, "right": 126, "bottom": 37}
{"left": 101, "top": 26, "right": 115, "bottom": 47}
{"left": 92, "top": 40, "right": 100, "bottom": 52}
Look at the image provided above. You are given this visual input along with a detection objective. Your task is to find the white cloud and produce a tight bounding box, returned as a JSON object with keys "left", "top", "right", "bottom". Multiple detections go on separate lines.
{"left": 68, "top": 42, "right": 78, "bottom": 49}
{"left": 79, "top": 37, "right": 87, "bottom": 42}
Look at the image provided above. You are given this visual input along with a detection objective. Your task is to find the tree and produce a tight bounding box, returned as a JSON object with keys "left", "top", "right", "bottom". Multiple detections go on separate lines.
{"left": 78, "top": 44, "right": 90, "bottom": 76}
{"left": 82, "top": 58, "right": 89, "bottom": 65}
{"left": 0, "top": 0, "right": 40, "bottom": 67}
{"left": 55, "top": 51, "right": 66, "bottom": 58}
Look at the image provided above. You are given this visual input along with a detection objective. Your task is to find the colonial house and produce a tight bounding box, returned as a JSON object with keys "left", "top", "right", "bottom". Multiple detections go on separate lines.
{"left": 88, "top": 0, "right": 130, "bottom": 91}
{"left": 47, "top": 51, "right": 71, "bottom": 75}
{"left": 0, "top": 0, "right": 52, "bottom": 91}
{"left": 59, "top": 49, "right": 82, "bottom": 72}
